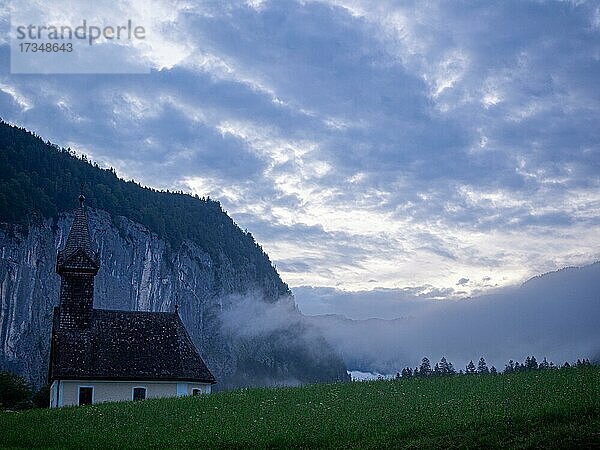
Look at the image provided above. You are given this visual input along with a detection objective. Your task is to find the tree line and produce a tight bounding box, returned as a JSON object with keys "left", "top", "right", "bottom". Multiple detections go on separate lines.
{"left": 395, "top": 356, "right": 594, "bottom": 379}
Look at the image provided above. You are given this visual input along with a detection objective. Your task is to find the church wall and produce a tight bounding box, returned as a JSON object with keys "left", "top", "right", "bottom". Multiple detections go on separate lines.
{"left": 55, "top": 379, "right": 212, "bottom": 407}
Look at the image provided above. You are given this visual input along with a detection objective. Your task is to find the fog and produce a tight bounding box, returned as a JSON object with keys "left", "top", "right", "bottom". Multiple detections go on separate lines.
{"left": 295, "top": 263, "right": 600, "bottom": 375}
{"left": 217, "top": 291, "right": 348, "bottom": 387}
{"left": 216, "top": 263, "right": 599, "bottom": 381}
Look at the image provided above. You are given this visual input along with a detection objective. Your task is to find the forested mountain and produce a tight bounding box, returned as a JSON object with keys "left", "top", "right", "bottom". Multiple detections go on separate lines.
{"left": 0, "top": 120, "right": 348, "bottom": 388}
{"left": 0, "top": 120, "right": 288, "bottom": 299}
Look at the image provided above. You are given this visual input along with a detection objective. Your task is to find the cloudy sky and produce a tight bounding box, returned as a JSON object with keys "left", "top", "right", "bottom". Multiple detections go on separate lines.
{"left": 1, "top": 0, "right": 599, "bottom": 309}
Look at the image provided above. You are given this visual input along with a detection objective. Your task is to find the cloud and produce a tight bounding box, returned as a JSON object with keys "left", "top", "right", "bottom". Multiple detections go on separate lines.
{"left": 0, "top": 0, "right": 599, "bottom": 294}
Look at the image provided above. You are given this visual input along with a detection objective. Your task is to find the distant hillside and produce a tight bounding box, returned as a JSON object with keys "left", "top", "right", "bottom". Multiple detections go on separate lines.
{"left": 307, "top": 262, "right": 600, "bottom": 375}
{"left": 0, "top": 120, "right": 348, "bottom": 388}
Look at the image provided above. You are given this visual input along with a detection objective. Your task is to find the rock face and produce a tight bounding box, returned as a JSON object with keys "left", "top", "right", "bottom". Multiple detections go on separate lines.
{"left": 0, "top": 209, "right": 348, "bottom": 389}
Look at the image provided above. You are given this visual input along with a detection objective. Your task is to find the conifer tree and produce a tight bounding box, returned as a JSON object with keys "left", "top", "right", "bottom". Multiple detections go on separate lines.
{"left": 477, "top": 357, "right": 489, "bottom": 374}
{"left": 438, "top": 357, "right": 452, "bottom": 376}
{"left": 465, "top": 360, "right": 477, "bottom": 374}
{"left": 419, "top": 357, "right": 432, "bottom": 377}
{"left": 505, "top": 360, "right": 515, "bottom": 373}
{"left": 524, "top": 356, "right": 538, "bottom": 371}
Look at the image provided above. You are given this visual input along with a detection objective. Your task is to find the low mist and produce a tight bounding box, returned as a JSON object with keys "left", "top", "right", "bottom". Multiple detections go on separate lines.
{"left": 217, "top": 291, "right": 349, "bottom": 387}
{"left": 296, "top": 263, "right": 600, "bottom": 375}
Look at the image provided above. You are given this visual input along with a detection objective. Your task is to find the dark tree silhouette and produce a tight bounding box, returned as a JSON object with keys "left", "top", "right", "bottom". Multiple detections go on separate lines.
{"left": 32, "top": 385, "right": 50, "bottom": 408}
{"left": 437, "top": 357, "right": 455, "bottom": 376}
{"left": 465, "top": 360, "right": 477, "bottom": 374}
{"left": 477, "top": 357, "right": 489, "bottom": 374}
{"left": 524, "top": 356, "right": 538, "bottom": 371}
{"left": 419, "top": 357, "right": 432, "bottom": 377}
{"left": 0, "top": 372, "right": 32, "bottom": 410}
{"left": 505, "top": 360, "right": 515, "bottom": 373}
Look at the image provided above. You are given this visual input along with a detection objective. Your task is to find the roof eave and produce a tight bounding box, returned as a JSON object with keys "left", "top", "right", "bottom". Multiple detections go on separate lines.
{"left": 49, "top": 375, "right": 217, "bottom": 384}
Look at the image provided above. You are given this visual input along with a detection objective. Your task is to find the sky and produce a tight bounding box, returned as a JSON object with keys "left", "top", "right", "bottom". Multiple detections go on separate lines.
{"left": 0, "top": 0, "right": 599, "bottom": 311}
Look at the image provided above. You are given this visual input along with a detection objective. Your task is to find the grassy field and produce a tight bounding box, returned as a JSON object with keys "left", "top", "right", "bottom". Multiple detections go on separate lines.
{"left": 1, "top": 367, "right": 599, "bottom": 449}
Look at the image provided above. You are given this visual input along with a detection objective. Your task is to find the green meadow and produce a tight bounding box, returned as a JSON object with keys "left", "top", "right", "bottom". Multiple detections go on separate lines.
{"left": 1, "top": 367, "right": 599, "bottom": 449}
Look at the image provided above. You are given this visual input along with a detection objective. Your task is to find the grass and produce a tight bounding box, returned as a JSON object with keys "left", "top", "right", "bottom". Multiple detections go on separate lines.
{"left": 1, "top": 367, "right": 599, "bottom": 449}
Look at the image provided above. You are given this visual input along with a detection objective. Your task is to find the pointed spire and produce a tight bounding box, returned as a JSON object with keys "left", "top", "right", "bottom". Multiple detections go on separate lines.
{"left": 56, "top": 192, "right": 99, "bottom": 274}
{"left": 63, "top": 197, "right": 93, "bottom": 258}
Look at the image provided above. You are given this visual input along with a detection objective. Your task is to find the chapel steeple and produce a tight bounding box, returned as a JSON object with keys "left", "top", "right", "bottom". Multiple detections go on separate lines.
{"left": 56, "top": 194, "right": 100, "bottom": 329}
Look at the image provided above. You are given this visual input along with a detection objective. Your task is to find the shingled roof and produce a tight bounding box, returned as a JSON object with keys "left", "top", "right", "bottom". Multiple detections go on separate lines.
{"left": 49, "top": 308, "right": 216, "bottom": 383}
